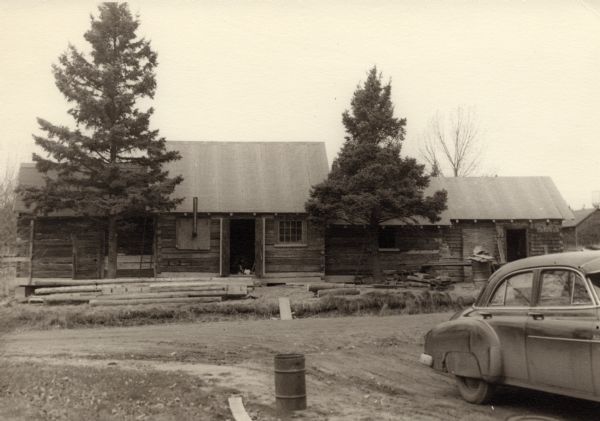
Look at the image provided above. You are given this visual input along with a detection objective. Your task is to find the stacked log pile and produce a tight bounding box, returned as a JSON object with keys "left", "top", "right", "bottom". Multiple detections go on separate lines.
{"left": 26, "top": 281, "right": 248, "bottom": 306}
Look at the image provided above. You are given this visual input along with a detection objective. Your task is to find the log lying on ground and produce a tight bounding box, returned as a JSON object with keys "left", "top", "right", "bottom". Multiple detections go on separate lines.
{"left": 29, "top": 294, "right": 94, "bottom": 304}
{"left": 89, "top": 296, "right": 222, "bottom": 306}
{"left": 317, "top": 288, "right": 360, "bottom": 298}
{"left": 87, "top": 291, "right": 226, "bottom": 301}
{"left": 30, "top": 276, "right": 231, "bottom": 287}
{"left": 149, "top": 284, "right": 226, "bottom": 292}
{"left": 307, "top": 283, "right": 356, "bottom": 293}
{"left": 34, "top": 285, "right": 102, "bottom": 295}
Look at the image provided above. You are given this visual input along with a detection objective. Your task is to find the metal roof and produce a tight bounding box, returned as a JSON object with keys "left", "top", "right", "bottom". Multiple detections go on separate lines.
{"left": 426, "top": 176, "right": 574, "bottom": 223}
{"left": 16, "top": 141, "right": 330, "bottom": 214}
{"left": 165, "top": 141, "right": 329, "bottom": 213}
{"left": 562, "top": 208, "right": 597, "bottom": 228}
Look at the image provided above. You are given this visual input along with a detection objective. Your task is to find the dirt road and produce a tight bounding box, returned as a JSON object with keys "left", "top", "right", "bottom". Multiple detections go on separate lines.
{"left": 2, "top": 313, "right": 599, "bottom": 420}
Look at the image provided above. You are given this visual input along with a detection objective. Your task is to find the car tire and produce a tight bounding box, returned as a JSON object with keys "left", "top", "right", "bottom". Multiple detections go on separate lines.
{"left": 455, "top": 376, "right": 495, "bottom": 404}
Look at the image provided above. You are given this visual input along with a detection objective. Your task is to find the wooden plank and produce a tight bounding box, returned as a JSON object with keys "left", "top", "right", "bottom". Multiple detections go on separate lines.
{"left": 0, "top": 257, "right": 30, "bottom": 263}
{"left": 28, "top": 218, "right": 35, "bottom": 284}
{"left": 278, "top": 297, "right": 292, "bottom": 320}
{"left": 92, "top": 291, "right": 225, "bottom": 300}
{"left": 34, "top": 285, "right": 102, "bottom": 295}
{"left": 263, "top": 272, "right": 323, "bottom": 279}
{"left": 228, "top": 396, "right": 252, "bottom": 421}
{"left": 89, "top": 296, "right": 222, "bottom": 306}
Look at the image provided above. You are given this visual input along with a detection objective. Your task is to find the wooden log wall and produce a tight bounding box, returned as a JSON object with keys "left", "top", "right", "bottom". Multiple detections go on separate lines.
{"left": 15, "top": 216, "right": 32, "bottom": 278}
{"left": 264, "top": 217, "right": 324, "bottom": 273}
{"left": 324, "top": 225, "right": 464, "bottom": 280}
{"left": 16, "top": 215, "right": 157, "bottom": 279}
{"left": 529, "top": 220, "right": 563, "bottom": 256}
{"left": 567, "top": 211, "right": 600, "bottom": 249}
{"left": 156, "top": 215, "right": 220, "bottom": 274}
{"left": 31, "top": 218, "right": 104, "bottom": 279}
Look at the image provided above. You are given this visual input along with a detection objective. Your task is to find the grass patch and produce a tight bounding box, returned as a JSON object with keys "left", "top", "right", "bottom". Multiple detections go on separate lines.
{"left": 0, "top": 290, "right": 460, "bottom": 333}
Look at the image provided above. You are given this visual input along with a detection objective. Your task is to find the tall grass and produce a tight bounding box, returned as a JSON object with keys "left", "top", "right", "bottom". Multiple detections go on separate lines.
{"left": 0, "top": 290, "right": 460, "bottom": 332}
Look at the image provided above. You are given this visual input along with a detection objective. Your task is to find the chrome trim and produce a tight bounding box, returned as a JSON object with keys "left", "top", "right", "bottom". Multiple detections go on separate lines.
{"left": 528, "top": 335, "right": 600, "bottom": 344}
{"left": 419, "top": 353, "right": 433, "bottom": 367}
{"left": 474, "top": 265, "right": 600, "bottom": 309}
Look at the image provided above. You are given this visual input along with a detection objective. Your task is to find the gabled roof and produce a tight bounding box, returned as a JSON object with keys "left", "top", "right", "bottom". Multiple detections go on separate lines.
{"left": 562, "top": 208, "right": 598, "bottom": 228}
{"left": 16, "top": 141, "right": 330, "bottom": 214}
{"left": 426, "top": 176, "right": 574, "bottom": 223}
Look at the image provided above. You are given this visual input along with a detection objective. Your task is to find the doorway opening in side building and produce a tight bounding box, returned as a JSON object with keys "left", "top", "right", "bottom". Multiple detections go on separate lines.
{"left": 230, "top": 219, "right": 255, "bottom": 275}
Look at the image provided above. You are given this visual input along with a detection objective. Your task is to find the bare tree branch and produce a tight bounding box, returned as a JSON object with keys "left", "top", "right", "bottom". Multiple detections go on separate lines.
{"left": 419, "top": 106, "right": 485, "bottom": 177}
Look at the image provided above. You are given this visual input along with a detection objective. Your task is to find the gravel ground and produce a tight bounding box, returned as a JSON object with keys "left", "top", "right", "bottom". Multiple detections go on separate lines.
{"left": 2, "top": 312, "right": 599, "bottom": 420}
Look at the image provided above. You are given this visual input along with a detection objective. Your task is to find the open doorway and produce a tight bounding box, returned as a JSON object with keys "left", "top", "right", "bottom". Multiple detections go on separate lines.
{"left": 230, "top": 219, "right": 255, "bottom": 275}
{"left": 506, "top": 229, "right": 527, "bottom": 262}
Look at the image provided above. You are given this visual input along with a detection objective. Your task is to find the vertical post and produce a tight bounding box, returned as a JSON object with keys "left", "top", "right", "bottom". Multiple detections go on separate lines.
{"left": 192, "top": 197, "right": 198, "bottom": 237}
{"left": 71, "top": 233, "right": 78, "bottom": 280}
{"left": 255, "top": 217, "right": 264, "bottom": 277}
{"left": 28, "top": 218, "right": 35, "bottom": 284}
{"left": 220, "top": 217, "right": 230, "bottom": 277}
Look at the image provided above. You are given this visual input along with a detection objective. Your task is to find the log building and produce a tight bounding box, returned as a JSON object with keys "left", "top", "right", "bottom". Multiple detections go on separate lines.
{"left": 16, "top": 144, "right": 575, "bottom": 283}
{"left": 15, "top": 141, "right": 329, "bottom": 280}
{"left": 326, "top": 177, "right": 575, "bottom": 281}
{"left": 562, "top": 208, "right": 600, "bottom": 250}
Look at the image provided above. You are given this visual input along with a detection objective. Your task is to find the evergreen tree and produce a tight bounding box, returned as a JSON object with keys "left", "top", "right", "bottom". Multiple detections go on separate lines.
{"left": 306, "top": 67, "right": 447, "bottom": 280}
{"left": 18, "top": 3, "right": 182, "bottom": 278}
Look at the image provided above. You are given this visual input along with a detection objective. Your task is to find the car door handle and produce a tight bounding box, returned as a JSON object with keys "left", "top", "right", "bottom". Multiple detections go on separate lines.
{"left": 528, "top": 312, "right": 544, "bottom": 320}
{"left": 479, "top": 311, "right": 492, "bottom": 319}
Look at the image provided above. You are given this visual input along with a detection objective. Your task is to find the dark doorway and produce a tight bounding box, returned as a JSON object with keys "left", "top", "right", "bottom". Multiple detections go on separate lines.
{"left": 230, "top": 219, "right": 255, "bottom": 275}
{"left": 506, "top": 229, "right": 528, "bottom": 262}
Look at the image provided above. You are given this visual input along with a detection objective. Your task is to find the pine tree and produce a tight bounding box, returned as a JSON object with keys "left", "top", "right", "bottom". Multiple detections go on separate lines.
{"left": 18, "top": 4, "right": 182, "bottom": 278}
{"left": 306, "top": 67, "right": 447, "bottom": 280}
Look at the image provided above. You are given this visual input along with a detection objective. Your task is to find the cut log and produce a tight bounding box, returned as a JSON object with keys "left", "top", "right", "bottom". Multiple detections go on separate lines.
{"left": 89, "top": 297, "right": 222, "bottom": 306}
{"left": 90, "top": 291, "right": 225, "bottom": 301}
{"left": 149, "top": 284, "right": 226, "bottom": 292}
{"left": 34, "top": 285, "right": 102, "bottom": 295}
{"left": 317, "top": 288, "right": 360, "bottom": 298}
{"left": 307, "top": 283, "right": 354, "bottom": 293}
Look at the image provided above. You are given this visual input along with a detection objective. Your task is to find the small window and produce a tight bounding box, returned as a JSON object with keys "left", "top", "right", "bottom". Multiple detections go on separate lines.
{"left": 488, "top": 271, "right": 534, "bottom": 307}
{"left": 539, "top": 270, "right": 592, "bottom": 306}
{"left": 278, "top": 220, "right": 304, "bottom": 243}
{"left": 378, "top": 228, "right": 396, "bottom": 249}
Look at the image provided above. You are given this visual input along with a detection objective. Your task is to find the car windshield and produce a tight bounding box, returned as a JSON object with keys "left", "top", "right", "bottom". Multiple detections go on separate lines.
{"left": 586, "top": 273, "right": 600, "bottom": 298}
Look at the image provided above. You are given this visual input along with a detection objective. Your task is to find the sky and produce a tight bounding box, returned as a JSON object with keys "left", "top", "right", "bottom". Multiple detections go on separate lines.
{"left": 1, "top": 0, "right": 599, "bottom": 208}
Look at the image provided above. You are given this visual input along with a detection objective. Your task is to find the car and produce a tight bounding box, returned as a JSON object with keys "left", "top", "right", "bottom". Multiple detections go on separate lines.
{"left": 420, "top": 251, "right": 600, "bottom": 404}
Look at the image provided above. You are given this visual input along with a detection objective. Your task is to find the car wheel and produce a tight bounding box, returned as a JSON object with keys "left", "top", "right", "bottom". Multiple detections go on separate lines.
{"left": 455, "top": 376, "right": 495, "bottom": 404}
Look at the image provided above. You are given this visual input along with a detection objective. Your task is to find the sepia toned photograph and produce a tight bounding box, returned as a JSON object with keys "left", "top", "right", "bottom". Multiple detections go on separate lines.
{"left": 1, "top": 1, "right": 600, "bottom": 420}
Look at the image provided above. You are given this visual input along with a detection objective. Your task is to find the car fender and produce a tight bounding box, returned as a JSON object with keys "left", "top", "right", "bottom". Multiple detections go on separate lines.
{"left": 424, "top": 318, "right": 502, "bottom": 382}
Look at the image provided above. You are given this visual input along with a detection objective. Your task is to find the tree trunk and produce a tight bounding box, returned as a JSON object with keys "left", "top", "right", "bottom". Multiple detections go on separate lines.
{"left": 106, "top": 216, "right": 118, "bottom": 279}
{"left": 367, "top": 225, "right": 383, "bottom": 282}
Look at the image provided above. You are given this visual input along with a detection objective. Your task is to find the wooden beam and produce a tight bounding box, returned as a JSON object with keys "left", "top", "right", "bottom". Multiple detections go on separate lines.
{"left": 228, "top": 396, "right": 252, "bottom": 421}
{"left": 28, "top": 218, "right": 35, "bottom": 284}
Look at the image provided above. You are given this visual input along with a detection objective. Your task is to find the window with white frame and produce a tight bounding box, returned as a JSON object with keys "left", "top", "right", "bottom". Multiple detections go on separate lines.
{"left": 278, "top": 219, "right": 304, "bottom": 244}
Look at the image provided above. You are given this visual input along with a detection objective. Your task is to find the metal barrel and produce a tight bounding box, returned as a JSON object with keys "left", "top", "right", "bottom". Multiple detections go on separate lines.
{"left": 471, "top": 260, "right": 491, "bottom": 287}
{"left": 274, "top": 353, "right": 307, "bottom": 412}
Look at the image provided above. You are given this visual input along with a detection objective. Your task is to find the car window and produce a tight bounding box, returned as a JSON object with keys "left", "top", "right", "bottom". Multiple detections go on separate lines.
{"left": 539, "top": 270, "right": 592, "bottom": 306}
{"left": 488, "top": 271, "right": 533, "bottom": 307}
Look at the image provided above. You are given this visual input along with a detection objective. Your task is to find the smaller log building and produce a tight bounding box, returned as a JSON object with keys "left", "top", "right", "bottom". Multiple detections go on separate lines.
{"left": 562, "top": 208, "right": 600, "bottom": 250}
{"left": 325, "top": 177, "right": 575, "bottom": 281}
{"left": 15, "top": 141, "right": 329, "bottom": 280}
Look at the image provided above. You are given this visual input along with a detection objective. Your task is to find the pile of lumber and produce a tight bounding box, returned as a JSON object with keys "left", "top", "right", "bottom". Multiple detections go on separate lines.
{"left": 26, "top": 281, "right": 248, "bottom": 306}
{"left": 375, "top": 271, "right": 453, "bottom": 291}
